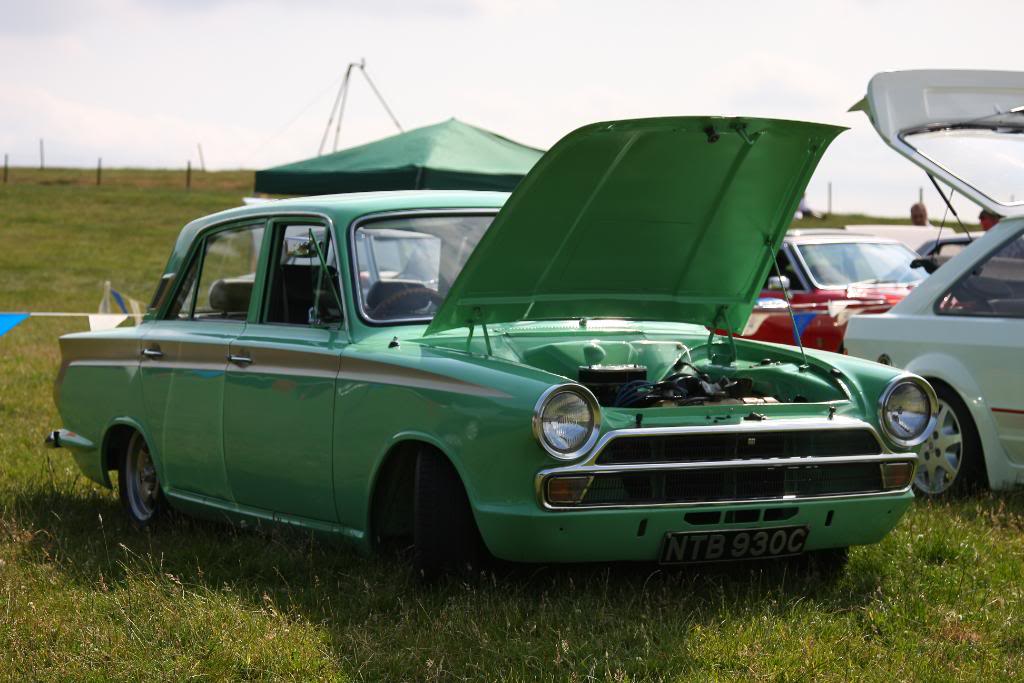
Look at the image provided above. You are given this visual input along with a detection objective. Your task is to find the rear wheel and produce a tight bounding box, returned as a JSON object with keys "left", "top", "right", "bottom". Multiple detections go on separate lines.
{"left": 915, "top": 384, "right": 985, "bottom": 496}
{"left": 413, "top": 448, "right": 484, "bottom": 577}
{"left": 118, "top": 431, "right": 166, "bottom": 528}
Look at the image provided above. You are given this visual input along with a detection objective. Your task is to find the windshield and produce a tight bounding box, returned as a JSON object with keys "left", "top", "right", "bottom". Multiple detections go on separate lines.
{"left": 795, "top": 241, "right": 927, "bottom": 287}
{"left": 904, "top": 127, "right": 1024, "bottom": 207}
{"left": 354, "top": 214, "right": 494, "bottom": 323}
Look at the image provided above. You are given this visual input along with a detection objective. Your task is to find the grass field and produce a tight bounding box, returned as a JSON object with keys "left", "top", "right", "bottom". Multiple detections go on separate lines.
{"left": 1, "top": 169, "right": 1020, "bottom": 681}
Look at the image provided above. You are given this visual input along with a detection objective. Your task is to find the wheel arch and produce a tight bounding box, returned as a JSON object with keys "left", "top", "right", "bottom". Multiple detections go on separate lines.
{"left": 910, "top": 363, "right": 1008, "bottom": 490}
{"left": 100, "top": 417, "right": 159, "bottom": 488}
{"left": 367, "top": 434, "right": 477, "bottom": 552}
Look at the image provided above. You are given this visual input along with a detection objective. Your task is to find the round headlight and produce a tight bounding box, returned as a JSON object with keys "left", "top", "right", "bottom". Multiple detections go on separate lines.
{"left": 533, "top": 385, "right": 601, "bottom": 460}
{"left": 878, "top": 376, "right": 937, "bottom": 448}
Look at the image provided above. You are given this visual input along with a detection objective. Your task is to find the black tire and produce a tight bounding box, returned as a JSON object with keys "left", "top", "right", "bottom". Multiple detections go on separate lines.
{"left": 800, "top": 547, "right": 849, "bottom": 577}
{"left": 915, "top": 383, "right": 986, "bottom": 497}
{"left": 413, "top": 448, "right": 484, "bottom": 577}
{"left": 117, "top": 431, "right": 166, "bottom": 529}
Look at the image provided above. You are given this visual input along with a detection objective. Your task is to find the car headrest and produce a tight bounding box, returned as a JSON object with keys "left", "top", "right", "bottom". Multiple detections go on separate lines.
{"left": 208, "top": 275, "right": 254, "bottom": 314}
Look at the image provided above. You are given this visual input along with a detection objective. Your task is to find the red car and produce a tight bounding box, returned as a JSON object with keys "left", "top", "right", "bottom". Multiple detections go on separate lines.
{"left": 741, "top": 230, "right": 928, "bottom": 352}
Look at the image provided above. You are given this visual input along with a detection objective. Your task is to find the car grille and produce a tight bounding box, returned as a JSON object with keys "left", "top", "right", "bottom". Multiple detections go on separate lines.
{"left": 577, "top": 463, "right": 884, "bottom": 506}
{"left": 594, "top": 429, "right": 881, "bottom": 465}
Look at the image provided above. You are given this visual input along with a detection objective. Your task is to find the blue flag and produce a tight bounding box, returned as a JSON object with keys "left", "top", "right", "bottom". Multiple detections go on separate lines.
{"left": 0, "top": 313, "right": 29, "bottom": 338}
{"left": 791, "top": 312, "right": 816, "bottom": 345}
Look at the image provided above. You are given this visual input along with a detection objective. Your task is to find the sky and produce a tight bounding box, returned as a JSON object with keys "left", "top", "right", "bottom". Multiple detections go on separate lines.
{"left": 0, "top": 0, "right": 1018, "bottom": 218}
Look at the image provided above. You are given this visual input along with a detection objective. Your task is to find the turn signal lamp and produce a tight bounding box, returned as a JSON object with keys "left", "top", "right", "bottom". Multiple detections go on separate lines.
{"left": 546, "top": 476, "right": 593, "bottom": 505}
{"left": 880, "top": 462, "right": 914, "bottom": 490}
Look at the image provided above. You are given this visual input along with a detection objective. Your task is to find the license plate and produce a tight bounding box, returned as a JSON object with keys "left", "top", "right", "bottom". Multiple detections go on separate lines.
{"left": 659, "top": 526, "right": 808, "bottom": 564}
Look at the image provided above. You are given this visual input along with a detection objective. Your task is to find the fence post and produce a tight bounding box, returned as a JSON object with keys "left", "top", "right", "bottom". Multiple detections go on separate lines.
{"left": 96, "top": 158, "right": 102, "bottom": 186}
{"left": 186, "top": 160, "right": 192, "bottom": 190}
{"left": 3, "top": 153, "right": 7, "bottom": 184}
{"left": 39, "top": 139, "right": 45, "bottom": 170}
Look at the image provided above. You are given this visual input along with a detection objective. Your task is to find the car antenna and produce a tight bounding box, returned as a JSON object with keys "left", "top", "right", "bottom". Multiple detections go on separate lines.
{"left": 767, "top": 237, "right": 809, "bottom": 371}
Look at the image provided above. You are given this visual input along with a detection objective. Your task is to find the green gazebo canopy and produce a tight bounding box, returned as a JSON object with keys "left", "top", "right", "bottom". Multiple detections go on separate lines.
{"left": 254, "top": 118, "right": 544, "bottom": 196}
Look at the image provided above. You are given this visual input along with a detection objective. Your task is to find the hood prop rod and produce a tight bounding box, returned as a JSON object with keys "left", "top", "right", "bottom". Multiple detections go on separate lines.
{"left": 768, "top": 238, "right": 809, "bottom": 371}
{"left": 706, "top": 307, "right": 738, "bottom": 365}
{"left": 466, "top": 308, "right": 493, "bottom": 356}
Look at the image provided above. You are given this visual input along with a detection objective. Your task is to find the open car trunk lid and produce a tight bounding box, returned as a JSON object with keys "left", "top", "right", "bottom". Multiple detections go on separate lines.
{"left": 425, "top": 116, "right": 842, "bottom": 336}
{"left": 853, "top": 69, "right": 1024, "bottom": 219}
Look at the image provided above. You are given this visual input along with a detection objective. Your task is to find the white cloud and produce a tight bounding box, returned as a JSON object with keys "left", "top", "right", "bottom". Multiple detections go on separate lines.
{"left": 0, "top": 0, "right": 1016, "bottom": 217}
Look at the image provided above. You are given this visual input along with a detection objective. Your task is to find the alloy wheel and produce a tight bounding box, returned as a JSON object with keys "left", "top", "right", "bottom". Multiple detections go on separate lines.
{"left": 124, "top": 434, "right": 160, "bottom": 521}
{"left": 914, "top": 398, "right": 963, "bottom": 495}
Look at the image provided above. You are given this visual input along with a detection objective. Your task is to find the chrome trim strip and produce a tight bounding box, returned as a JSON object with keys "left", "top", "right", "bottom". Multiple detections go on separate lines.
{"left": 540, "top": 453, "right": 916, "bottom": 477}
{"left": 539, "top": 486, "right": 914, "bottom": 512}
{"left": 533, "top": 416, "right": 916, "bottom": 510}
{"left": 582, "top": 416, "right": 882, "bottom": 467}
{"left": 346, "top": 208, "right": 501, "bottom": 327}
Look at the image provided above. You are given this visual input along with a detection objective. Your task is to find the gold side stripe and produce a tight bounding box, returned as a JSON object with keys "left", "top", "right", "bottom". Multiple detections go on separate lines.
{"left": 338, "top": 358, "right": 511, "bottom": 399}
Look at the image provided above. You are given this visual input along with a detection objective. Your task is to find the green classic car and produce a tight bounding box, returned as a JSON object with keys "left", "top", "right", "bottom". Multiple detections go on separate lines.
{"left": 47, "top": 117, "right": 936, "bottom": 573}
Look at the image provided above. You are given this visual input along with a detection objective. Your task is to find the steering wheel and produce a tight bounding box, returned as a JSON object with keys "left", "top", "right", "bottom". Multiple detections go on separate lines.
{"left": 370, "top": 285, "right": 445, "bottom": 319}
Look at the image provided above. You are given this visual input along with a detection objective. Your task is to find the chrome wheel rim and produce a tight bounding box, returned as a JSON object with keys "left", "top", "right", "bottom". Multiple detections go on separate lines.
{"left": 914, "top": 398, "right": 963, "bottom": 495}
{"left": 125, "top": 435, "right": 159, "bottom": 520}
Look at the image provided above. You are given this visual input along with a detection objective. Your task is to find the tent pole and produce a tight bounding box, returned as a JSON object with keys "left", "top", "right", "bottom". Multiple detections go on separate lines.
{"left": 319, "top": 66, "right": 352, "bottom": 156}
{"left": 359, "top": 63, "right": 403, "bottom": 132}
{"left": 332, "top": 64, "right": 355, "bottom": 152}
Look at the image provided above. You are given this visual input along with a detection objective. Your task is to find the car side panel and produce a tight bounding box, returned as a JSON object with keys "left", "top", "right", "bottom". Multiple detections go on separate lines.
{"left": 54, "top": 332, "right": 144, "bottom": 487}
{"left": 847, "top": 314, "right": 1023, "bottom": 490}
{"left": 138, "top": 320, "right": 240, "bottom": 500}
{"left": 330, "top": 348, "right": 551, "bottom": 544}
{"left": 223, "top": 325, "right": 342, "bottom": 523}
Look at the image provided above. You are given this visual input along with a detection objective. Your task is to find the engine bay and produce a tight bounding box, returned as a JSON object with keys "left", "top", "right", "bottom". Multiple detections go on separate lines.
{"left": 493, "top": 334, "right": 847, "bottom": 408}
{"left": 578, "top": 362, "right": 782, "bottom": 408}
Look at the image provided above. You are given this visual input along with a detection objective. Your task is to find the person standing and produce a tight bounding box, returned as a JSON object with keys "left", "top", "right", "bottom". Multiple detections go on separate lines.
{"left": 910, "top": 202, "right": 931, "bottom": 226}
{"left": 979, "top": 209, "right": 1001, "bottom": 231}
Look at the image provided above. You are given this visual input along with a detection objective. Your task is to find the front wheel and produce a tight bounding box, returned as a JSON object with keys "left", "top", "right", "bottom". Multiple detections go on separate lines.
{"left": 798, "top": 547, "right": 849, "bottom": 577}
{"left": 915, "top": 385, "right": 985, "bottom": 496}
{"left": 118, "top": 431, "right": 166, "bottom": 528}
{"left": 413, "top": 448, "right": 485, "bottom": 577}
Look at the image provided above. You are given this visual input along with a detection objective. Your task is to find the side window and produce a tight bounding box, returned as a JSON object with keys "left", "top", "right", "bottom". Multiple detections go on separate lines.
{"left": 764, "top": 250, "right": 803, "bottom": 291}
{"left": 166, "top": 256, "right": 200, "bottom": 320}
{"left": 935, "top": 242, "right": 966, "bottom": 258}
{"left": 164, "top": 223, "right": 265, "bottom": 321}
{"left": 938, "top": 230, "right": 1024, "bottom": 318}
{"left": 263, "top": 223, "right": 343, "bottom": 326}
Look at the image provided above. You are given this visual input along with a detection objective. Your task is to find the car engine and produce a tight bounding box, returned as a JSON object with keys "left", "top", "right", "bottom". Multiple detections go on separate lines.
{"left": 578, "top": 363, "right": 781, "bottom": 408}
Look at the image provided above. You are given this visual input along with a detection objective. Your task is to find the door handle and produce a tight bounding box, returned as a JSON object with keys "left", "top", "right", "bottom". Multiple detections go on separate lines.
{"left": 141, "top": 347, "right": 164, "bottom": 359}
{"left": 228, "top": 353, "right": 253, "bottom": 366}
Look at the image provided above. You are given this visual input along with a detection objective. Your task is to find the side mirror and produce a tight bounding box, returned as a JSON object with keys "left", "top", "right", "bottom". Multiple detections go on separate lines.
{"left": 766, "top": 275, "right": 791, "bottom": 291}
{"left": 910, "top": 257, "right": 939, "bottom": 274}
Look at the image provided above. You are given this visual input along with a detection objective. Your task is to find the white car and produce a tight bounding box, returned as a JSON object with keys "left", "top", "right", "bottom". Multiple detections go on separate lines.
{"left": 845, "top": 70, "right": 1024, "bottom": 496}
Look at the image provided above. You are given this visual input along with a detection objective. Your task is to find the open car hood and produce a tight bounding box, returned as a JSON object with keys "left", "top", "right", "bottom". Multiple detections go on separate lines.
{"left": 425, "top": 116, "right": 842, "bottom": 336}
{"left": 852, "top": 70, "right": 1024, "bottom": 218}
